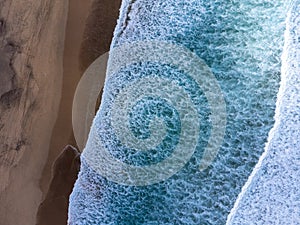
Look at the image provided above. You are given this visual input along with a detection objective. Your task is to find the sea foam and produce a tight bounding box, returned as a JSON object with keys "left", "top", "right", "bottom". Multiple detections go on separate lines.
{"left": 227, "top": 1, "right": 300, "bottom": 224}
{"left": 69, "top": 0, "right": 288, "bottom": 224}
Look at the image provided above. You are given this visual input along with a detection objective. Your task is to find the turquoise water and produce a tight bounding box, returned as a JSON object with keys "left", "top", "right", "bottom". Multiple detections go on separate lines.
{"left": 227, "top": 1, "right": 300, "bottom": 224}
{"left": 69, "top": 0, "right": 288, "bottom": 224}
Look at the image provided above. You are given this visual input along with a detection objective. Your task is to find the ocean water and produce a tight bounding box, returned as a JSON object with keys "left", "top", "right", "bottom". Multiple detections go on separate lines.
{"left": 227, "top": 1, "right": 300, "bottom": 224}
{"left": 69, "top": 0, "right": 288, "bottom": 224}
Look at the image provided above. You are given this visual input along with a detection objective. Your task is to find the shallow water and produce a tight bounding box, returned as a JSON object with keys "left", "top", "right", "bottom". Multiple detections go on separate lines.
{"left": 227, "top": 1, "right": 300, "bottom": 224}
{"left": 69, "top": 0, "right": 288, "bottom": 224}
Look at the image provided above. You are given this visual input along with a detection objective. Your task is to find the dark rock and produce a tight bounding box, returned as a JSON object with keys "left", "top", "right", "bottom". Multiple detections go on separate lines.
{"left": 0, "top": 19, "right": 5, "bottom": 36}
{"left": 36, "top": 145, "right": 80, "bottom": 225}
{"left": 0, "top": 46, "right": 16, "bottom": 99}
{"left": 0, "top": 88, "right": 23, "bottom": 109}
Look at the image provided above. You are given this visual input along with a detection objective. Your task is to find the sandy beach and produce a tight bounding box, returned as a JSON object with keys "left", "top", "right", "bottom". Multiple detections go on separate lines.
{"left": 0, "top": 0, "right": 121, "bottom": 224}
{"left": 37, "top": 0, "right": 121, "bottom": 224}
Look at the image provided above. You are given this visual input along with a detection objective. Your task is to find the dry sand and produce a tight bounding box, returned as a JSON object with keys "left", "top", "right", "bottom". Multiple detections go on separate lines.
{"left": 0, "top": 0, "right": 68, "bottom": 225}
{"left": 0, "top": 0, "right": 121, "bottom": 224}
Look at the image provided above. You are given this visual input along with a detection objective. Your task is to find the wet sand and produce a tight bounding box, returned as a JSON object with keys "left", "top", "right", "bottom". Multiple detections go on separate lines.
{"left": 0, "top": 0, "right": 121, "bottom": 224}
{"left": 37, "top": 0, "right": 121, "bottom": 224}
{"left": 39, "top": 0, "right": 93, "bottom": 198}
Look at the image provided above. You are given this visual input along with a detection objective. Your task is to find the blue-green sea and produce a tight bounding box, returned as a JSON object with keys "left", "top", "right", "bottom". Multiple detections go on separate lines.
{"left": 69, "top": 1, "right": 289, "bottom": 224}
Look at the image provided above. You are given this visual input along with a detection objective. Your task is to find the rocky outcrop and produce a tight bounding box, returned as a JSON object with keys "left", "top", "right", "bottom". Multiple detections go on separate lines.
{"left": 37, "top": 0, "right": 121, "bottom": 224}
{"left": 0, "top": 0, "right": 68, "bottom": 224}
{"left": 39, "top": 0, "right": 121, "bottom": 208}
{"left": 36, "top": 145, "right": 80, "bottom": 225}
{"left": 39, "top": 0, "right": 93, "bottom": 201}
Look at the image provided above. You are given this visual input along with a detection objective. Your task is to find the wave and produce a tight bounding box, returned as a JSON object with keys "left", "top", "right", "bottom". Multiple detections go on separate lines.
{"left": 227, "top": 1, "right": 300, "bottom": 224}
{"left": 69, "top": 0, "right": 288, "bottom": 224}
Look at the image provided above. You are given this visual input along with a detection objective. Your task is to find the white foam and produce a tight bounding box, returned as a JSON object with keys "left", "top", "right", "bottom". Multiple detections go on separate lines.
{"left": 227, "top": 1, "right": 300, "bottom": 224}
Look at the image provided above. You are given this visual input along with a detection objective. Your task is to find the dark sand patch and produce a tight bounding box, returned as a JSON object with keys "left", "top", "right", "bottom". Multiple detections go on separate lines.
{"left": 37, "top": 0, "right": 121, "bottom": 224}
